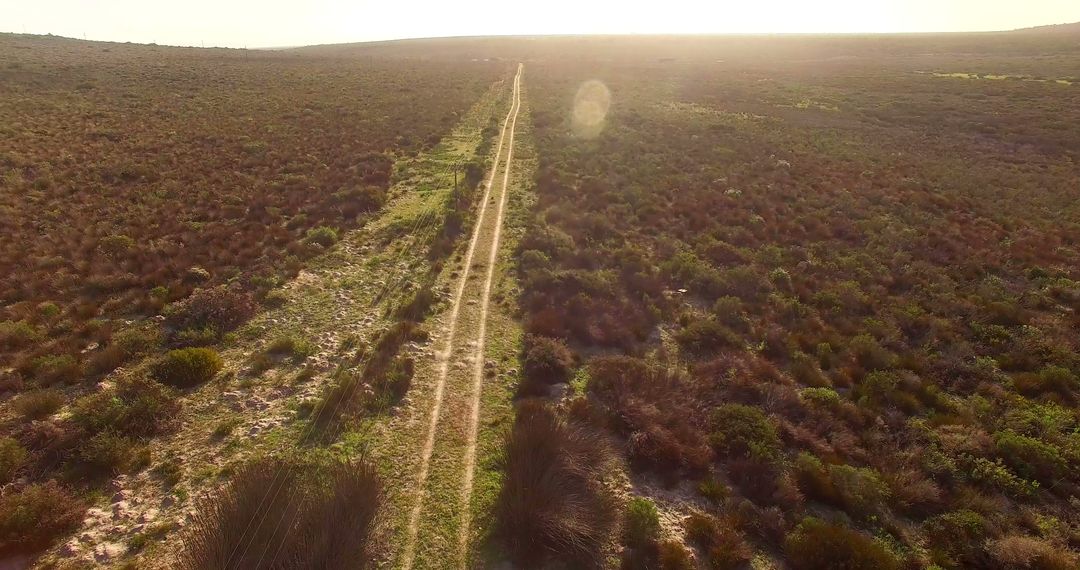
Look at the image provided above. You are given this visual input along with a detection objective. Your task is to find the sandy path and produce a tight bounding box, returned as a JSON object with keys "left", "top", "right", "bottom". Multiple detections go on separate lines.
{"left": 400, "top": 63, "right": 523, "bottom": 570}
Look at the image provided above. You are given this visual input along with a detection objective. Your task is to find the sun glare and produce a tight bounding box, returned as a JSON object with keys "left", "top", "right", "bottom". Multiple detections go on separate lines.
{"left": 571, "top": 80, "right": 612, "bottom": 139}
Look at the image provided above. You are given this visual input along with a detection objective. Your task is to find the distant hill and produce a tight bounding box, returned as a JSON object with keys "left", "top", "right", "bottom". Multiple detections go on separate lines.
{"left": 1013, "top": 21, "right": 1080, "bottom": 34}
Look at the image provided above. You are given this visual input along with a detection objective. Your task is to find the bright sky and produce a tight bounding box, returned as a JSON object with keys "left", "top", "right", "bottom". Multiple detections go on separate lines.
{"left": 4, "top": 1, "right": 1080, "bottom": 48}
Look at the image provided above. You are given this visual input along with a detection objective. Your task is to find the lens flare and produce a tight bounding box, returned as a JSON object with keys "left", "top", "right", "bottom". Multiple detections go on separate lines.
{"left": 571, "top": 79, "right": 611, "bottom": 138}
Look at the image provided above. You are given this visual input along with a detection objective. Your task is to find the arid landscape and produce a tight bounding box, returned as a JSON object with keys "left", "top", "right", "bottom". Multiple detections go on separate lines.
{"left": 2, "top": 21, "right": 1080, "bottom": 570}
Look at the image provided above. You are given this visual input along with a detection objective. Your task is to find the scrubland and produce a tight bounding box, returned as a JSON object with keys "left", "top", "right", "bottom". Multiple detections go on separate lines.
{"left": 4, "top": 27, "right": 1080, "bottom": 570}
{"left": 494, "top": 32, "right": 1080, "bottom": 569}
{"left": 0, "top": 33, "right": 503, "bottom": 565}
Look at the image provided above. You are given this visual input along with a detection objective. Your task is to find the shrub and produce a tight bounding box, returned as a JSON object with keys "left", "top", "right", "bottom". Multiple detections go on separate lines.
{"left": 698, "top": 475, "right": 729, "bottom": 504}
{"left": 587, "top": 356, "right": 712, "bottom": 474}
{"left": 791, "top": 351, "right": 830, "bottom": 387}
{"left": 799, "top": 387, "right": 841, "bottom": 407}
{"left": 675, "top": 319, "right": 740, "bottom": 355}
{"left": 152, "top": 348, "right": 223, "bottom": 388}
{"left": 496, "top": 401, "right": 617, "bottom": 567}
{"left": 657, "top": 540, "right": 695, "bottom": 570}
{"left": 12, "top": 388, "right": 65, "bottom": 420}
{"left": 711, "top": 296, "right": 749, "bottom": 331}
{"left": 960, "top": 454, "right": 1039, "bottom": 497}
{"left": 163, "top": 286, "right": 256, "bottom": 341}
{"left": 0, "top": 481, "right": 87, "bottom": 555}
{"left": 793, "top": 452, "right": 839, "bottom": 504}
{"left": 29, "top": 354, "right": 81, "bottom": 385}
{"left": 826, "top": 464, "right": 891, "bottom": 519}
{"left": 784, "top": 517, "right": 899, "bottom": 570}
{"left": 987, "top": 534, "right": 1078, "bottom": 570}
{"left": 179, "top": 457, "right": 381, "bottom": 570}
{"left": 923, "top": 510, "right": 990, "bottom": 568}
{"left": 850, "top": 334, "right": 896, "bottom": 371}
{"left": 1036, "top": 365, "right": 1077, "bottom": 391}
{"left": 520, "top": 335, "right": 574, "bottom": 397}
{"left": 624, "top": 497, "right": 661, "bottom": 547}
{"left": 856, "top": 370, "right": 900, "bottom": 408}
{"left": 263, "top": 289, "right": 288, "bottom": 308}
{"left": 710, "top": 404, "right": 781, "bottom": 461}
{"left": 367, "top": 356, "right": 414, "bottom": 411}
{"left": 36, "top": 302, "right": 60, "bottom": 318}
{"left": 173, "top": 327, "right": 219, "bottom": 348}
{"left": 0, "top": 320, "right": 41, "bottom": 349}
{"left": 78, "top": 431, "right": 143, "bottom": 473}
{"left": 684, "top": 512, "right": 752, "bottom": 570}
{"left": 305, "top": 226, "right": 339, "bottom": 247}
{"left": 267, "top": 335, "right": 317, "bottom": 360}
{"left": 72, "top": 374, "right": 181, "bottom": 438}
{"left": 993, "top": 430, "right": 1067, "bottom": 484}
{"left": 0, "top": 437, "right": 28, "bottom": 484}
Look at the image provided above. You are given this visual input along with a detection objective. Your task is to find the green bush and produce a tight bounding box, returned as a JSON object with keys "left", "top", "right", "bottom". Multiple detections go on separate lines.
{"left": 784, "top": 517, "right": 899, "bottom": 570}
{"left": 0, "top": 320, "right": 41, "bottom": 349}
{"left": 152, "top": 348, "right": 223, "bottom": 388}
{"left": 710, "top": 404, "right": 780, "bottom": 460}
{"left": 12, "top": 388, "right": 65, "bottom": 420}
{"left": 923, "top": 510, "right": 989, "bottom": 568}
{"left": 850, "top": 334, "right": 896, "bottom": 371}
{"left": 0, "top": 481, "right": 87, "bottom": 554}
{"left": 856, "top": 370, "right": 900, "bottom": 408}
{"left": 711, "top": 296, "right": 749, "bottom": 331}
{"left": 624, "top": 497, "right": 660, "bottom": 547}
{"left": 267, "top": 335, "right": 316, "bottom": 360}
{"left": 993, "top": 430, "right": 1067, "bottom": 484}
{"left": 29, "top": 354, "right": 81, "bottom": 385}
{"left": 36, "top": 302, "right": 61, "bottom": 318}
{"left": 72, "top": 375, "right": 181, "bottom": 438}
{"left": 0, "top": 437, "right": 28, "bottom": 484}
{"left": 800, "top": 387, "right": 841, "bottom": 407}
{"left": 698, "top": 475, "right": 729, "bottom": 504}
{"left": 305, "top": 225, "right": 339, "bottom": 247}
{"left": 960, "top": 454, "right": 1039, "bottom": 497}
{"left": 675, "top": 319, "right": 740, "bottom": 355}
{"left": 78, "top": 431, "right": 143, "bottom": 473}
{"left": 826, "top": 464, "right": 891, "bottom": 518}
{"left": 173, "top": 327, "right": 220, "bottom": 348}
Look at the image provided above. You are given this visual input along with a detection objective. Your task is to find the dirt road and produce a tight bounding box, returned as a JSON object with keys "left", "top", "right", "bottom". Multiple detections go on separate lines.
{"left": 400, "top": 63, "right": 523, "bottom": 570}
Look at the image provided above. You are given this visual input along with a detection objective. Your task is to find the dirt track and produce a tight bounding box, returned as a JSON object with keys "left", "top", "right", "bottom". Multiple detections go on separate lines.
{"left": 400, "top": 63, "right": 523, "bottom": 570}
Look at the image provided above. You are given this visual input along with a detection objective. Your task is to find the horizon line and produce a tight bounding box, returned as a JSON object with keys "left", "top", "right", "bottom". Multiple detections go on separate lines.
{"left": 2, "top": 22, "right": 1077, "bottom": 51}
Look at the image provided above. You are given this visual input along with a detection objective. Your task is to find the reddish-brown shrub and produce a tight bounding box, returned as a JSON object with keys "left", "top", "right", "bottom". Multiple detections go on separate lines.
{"left": 0, "top": 481, "right": 87, "bottom": 555}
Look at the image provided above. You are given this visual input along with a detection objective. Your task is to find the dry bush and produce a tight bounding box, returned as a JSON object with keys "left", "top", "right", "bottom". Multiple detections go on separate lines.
{"left": 987, "top": 534, "right": 1078, "bottom": 570}
{"left": 71, "top": 374, "right": 181, "bottom": 438}
{"left": 784, "top": 517, "right": 899, "bottom": 570}
{"left": 11, "top": 388, "right": 65, "bottom": 420}
{"left": 0, "top": 481, "right": 87, "bottom": 555}
{"left": 180, "top": 458, "right": 303, "bottom": 570}
{"left": 684, "top": 512, "right": 752, "bottom": 570}
{"left": 518, "top": 334, "right": 575, "bottom": 397}
{"left": 163, "top": 286, "right": 256, "bottom": 344}
{"left": 588, "top": 356, "right": 712, "bottom": 475}
{"left": 180, "top": 457, "right": 381, "bottom": 570}
{"left": 496, "top": 401, "right": 617, "bottom": 568}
